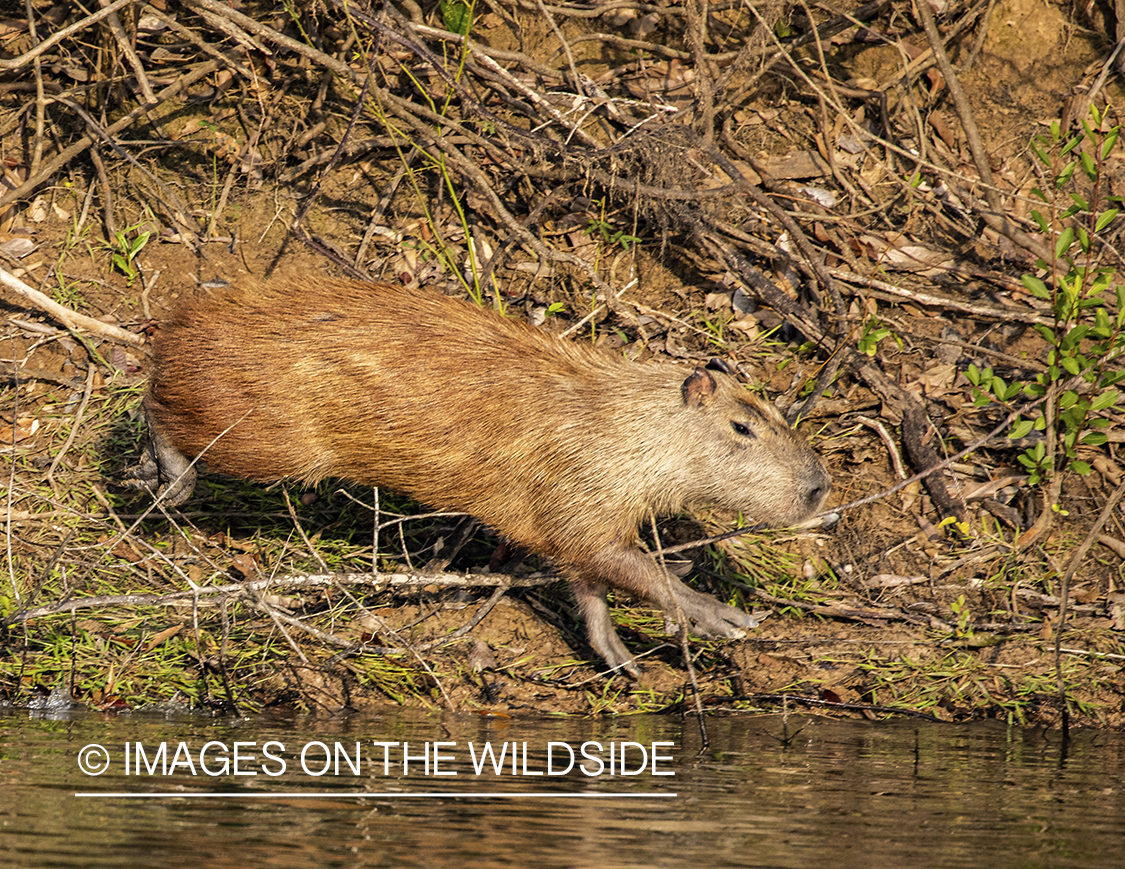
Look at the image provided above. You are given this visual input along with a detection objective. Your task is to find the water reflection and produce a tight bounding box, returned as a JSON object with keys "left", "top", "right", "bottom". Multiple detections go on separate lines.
{"left": 0, "top": 709, "right": 1120, "bottom": 868}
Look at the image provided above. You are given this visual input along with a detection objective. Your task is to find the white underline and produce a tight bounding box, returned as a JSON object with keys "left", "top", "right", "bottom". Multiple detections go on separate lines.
{"left": 75, "top": 791, "right": 677, "bottom": 799}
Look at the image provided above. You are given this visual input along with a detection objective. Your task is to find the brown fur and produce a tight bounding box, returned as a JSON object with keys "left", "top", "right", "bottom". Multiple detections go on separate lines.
{"left": 136, "top": 276, "right": 830, "bottom": 675}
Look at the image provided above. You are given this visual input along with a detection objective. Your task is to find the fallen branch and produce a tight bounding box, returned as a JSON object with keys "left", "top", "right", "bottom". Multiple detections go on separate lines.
{"left": 0, "top": 268, "right": 144, "bottom": 347}
{"left": 2, "top": 570, "right": 555, "bottom": 624}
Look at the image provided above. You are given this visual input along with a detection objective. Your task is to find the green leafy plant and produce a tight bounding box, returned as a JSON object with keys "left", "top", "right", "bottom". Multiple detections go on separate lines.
{"left": 966, "top": 106, "right": 1124, "bottom": 486}
{"left": 585, "top": 198, "right": 641, "bottom": 251}
{"left": 855, "top": 649, "right": 1101, "bottom": 725}
{"left": 52, "top": 273, "right": 88, "bottom": 310}
{"left": 105, "top": 223, "right": 151, "bottom": 287}
{"left": 950, "top": 593, "right": 972, "bottom": 638}
{"left": 365, "top": 14, "right": 495, "bottom": 306}
{"left": 699, "top": 310, "right": 733, "bottom": 349}
{"left": 857, "top": 315, "right": 897, "bottom": 356}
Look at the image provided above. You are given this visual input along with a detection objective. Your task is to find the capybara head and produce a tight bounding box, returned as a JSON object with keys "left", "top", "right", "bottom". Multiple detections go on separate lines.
{"left": 671, "top": 364, "right": 830, "bottom": 527}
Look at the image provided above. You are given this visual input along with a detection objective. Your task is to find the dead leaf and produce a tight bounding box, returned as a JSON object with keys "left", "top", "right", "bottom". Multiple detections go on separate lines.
{"left": 26, "top": 197, "right": 48, "bottom": 222}
{"left": 0, "top": 235, "right": 34, "bottom": 258}
{"left": 911, "top": 362, "right": 958, "bottom": 396}
{"left": 860, "top": 232, "right": 955, "bottom": 276}
{"left": 231, "top": 553, "right": 258, "bottom": 577}
{"left": 1108, "top": 594, "right": 1125, "bottom": 631}
{"left": 760, "top": 150, "right": 831, "bottom": 180}
{"left": 3, "top": 416, "right": 39, "bottom": 443}
{"left": 468, "top": 640, "right": 498, "bottom": 672}
{"left": 864, "top": 574, "right": 929, "bottom": 588}
{"left": 143, "top": 625, "right": 183, "bottom": 651}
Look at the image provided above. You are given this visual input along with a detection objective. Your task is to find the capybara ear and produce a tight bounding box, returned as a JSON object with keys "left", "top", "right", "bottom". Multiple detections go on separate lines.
{"left": 705, "top": 357, "right": 733, "bottom": 375}
{"left": 681, "top": 367, "right": 718, "bottom": 409}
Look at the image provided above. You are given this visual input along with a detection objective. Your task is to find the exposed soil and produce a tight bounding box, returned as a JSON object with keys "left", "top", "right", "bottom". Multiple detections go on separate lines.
{"left": 1, "top": 1, "right": 1123, "bottom": 728}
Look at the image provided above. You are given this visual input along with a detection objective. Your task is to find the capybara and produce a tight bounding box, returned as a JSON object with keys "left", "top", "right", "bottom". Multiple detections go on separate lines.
{"left": 130, "top": 276, "right": 830, "bottom": 675}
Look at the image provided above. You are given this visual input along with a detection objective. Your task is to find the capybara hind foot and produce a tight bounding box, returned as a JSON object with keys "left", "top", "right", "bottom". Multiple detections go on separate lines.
{"left": 574, "top": 580, "right": 642, "bottom": 678}
{"left": 124, "top": 429, "right": 197, "bottom": 507}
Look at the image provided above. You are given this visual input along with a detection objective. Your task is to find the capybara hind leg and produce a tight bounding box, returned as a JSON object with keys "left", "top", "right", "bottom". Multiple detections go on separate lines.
{"left": 123, "top": 444, "right": 161, "bottom": 492}
{"left": 125, "top": 428, "right": 197, "bottom": 506}
{"left": 572, "top": 579, "right": 640, "bottom": 678}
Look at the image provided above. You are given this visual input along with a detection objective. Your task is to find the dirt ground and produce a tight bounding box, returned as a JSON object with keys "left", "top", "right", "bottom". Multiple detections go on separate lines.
{"left": 1, "top": 1, "right": 1123, "bottom": 729}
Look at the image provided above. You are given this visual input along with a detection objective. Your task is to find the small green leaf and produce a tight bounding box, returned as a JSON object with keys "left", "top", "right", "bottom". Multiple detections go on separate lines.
{"left": 1095, "top": 208, "right": 1119, "bottom": 232}
{"left": 774, "top": 18, "right": 794, "bottom": 38}
{"left": 1094, "top": 307, "right": 1112, "bottom": 337}
{"left": 1055, "top": 226, "right": 1074, "bottom": 259}
{"left": 1089, "top": 271, "right": 1112, "bottom": 294}
{"left": 1032, "top": 323, "right": 1055, "bottom": 343}
{"left": 1063, "top": 322, "right": 1089, "bottom": 345}
{"left": 1061, "top": 357, "right": 1081, "bottom": 375}
{"left": 1101, "top": 128, "right": 1119, "bottom": 160}
{"left": 1021, "top": 274, "right": 1051, "bottom": 300}
{"left": 1081, "top": 432, "right": 1108, "bottom": 446}
{"left": 1091, "top": 388, "right": 1119, "bottom": 412}
{"left": 1070, "top": 460, "right": 1092, "bottom": 475}
{"left": 1080, "top": 151, "right": 1096, "bottom": 182}
{"left": 1009, "top": 419, "right": 1034, "bottom": 439}
{"left": 440, "top": 0, "right": 473, "bottom": 36}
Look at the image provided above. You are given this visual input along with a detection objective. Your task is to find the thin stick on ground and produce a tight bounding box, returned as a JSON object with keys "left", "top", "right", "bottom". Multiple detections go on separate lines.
{"left": 0, "top": 268, "right": 144, "bottom": 346}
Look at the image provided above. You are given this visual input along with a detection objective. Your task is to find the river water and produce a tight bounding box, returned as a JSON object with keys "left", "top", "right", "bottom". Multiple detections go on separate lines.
{"left": 1, "top": 706, "right": 1121, "bottom": 868}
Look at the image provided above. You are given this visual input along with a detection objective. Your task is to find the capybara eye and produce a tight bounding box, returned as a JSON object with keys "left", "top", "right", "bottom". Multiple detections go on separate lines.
{"left": 731, "top": 421, "right": 754, "bottom": 438}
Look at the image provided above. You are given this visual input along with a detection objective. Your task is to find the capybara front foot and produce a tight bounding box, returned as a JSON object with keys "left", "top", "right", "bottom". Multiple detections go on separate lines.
{"left": 667, "top": 583, "right": 759, "bottom": 639}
